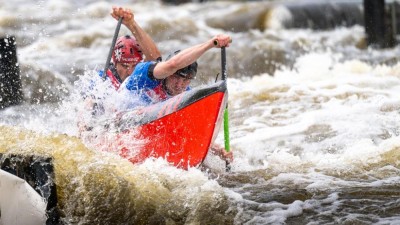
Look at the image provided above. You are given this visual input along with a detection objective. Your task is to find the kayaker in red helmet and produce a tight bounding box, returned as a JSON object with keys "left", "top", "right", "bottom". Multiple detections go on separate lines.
{"left": 102, "top": 6, "right": 161, "bottom": 89}
{"left": 104, "top": 35, "right": 143, "bottom": 89}
{"left": 79, "top": 6, "right": 160, "bottom": 130}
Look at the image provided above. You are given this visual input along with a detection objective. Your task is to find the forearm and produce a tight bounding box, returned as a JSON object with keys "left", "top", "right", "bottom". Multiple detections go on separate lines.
{"left": 171, "top": 40, "right": 213, "bottom": 68}
{"left": 126, "top": 21, "right": 161, "bottom": 61}
{"left": 152, "top": 34, "right": 231, "bottom": 79}
{"left": 153, "top": 40, "right": 214, "bottom": 79}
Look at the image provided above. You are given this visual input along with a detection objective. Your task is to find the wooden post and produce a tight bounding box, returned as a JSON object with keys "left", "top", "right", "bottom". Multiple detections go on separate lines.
{"left": 0, "top": 36, "right": 22, "bottom": 109}
{"left": 363, "top": 0, "right": 396, "bottom": 48}
{"left": 364, "top": 0, "right": 385, "bottom": 47}
{"left": 389, "top": 1, "right": 399, "bottom": 46}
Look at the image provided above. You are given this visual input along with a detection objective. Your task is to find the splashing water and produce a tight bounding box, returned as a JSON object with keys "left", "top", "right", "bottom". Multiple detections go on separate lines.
{"left": 1, "top": 0, "right": 400, "bottom": 224}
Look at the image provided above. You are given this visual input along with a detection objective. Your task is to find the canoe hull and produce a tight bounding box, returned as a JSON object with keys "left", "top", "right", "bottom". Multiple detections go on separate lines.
{"left": 114, "top": 81, "right": 227, "bottom": 169}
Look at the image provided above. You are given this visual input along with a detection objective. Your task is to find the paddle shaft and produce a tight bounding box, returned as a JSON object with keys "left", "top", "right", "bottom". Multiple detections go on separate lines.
{"left": 102, "top": 17, "right": 123, "bottom": 80}
{"left": 221, "top": 47, "right": 227, "bottom": 81}
{"left": 221, "top": 46, "right": 232, "bottom": 172}
{"left": 220, "top": 47, "right": 230, "bottom": 152}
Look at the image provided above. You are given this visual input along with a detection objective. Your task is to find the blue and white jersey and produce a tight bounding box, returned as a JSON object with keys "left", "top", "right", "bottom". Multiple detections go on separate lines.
{"left": 124, "top": 61, "right": 160, "bottom": 91}
{"left": 118, "top": 61, "right": 192, "bottom": 110}
{"left": 118, "top": 61, "right": 161, "bottom": 110}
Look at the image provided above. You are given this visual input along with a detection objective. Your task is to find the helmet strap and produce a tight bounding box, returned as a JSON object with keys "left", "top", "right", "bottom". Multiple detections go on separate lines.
{"left": 162, "top": 79, "right": 173, "bottom": 96}
{"left": 110, "top": 64, "right": 123, "bottom": 84}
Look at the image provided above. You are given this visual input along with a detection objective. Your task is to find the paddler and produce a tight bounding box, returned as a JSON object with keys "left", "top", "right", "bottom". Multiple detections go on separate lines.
{"left": 78, "top": 6, "right": 160, "bottom": 132}
{"left": 118, "top": 34, "right": 231, "bottom": 106}
{"left": 117, "top": 34, "right": 234, "bottom": 163}
{"left": 102, "top": 6, "right": 161, "bottom": 89}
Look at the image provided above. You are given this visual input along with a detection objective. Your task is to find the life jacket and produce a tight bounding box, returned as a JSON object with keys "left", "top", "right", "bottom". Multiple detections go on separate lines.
{"left": 144, "top": 81, "right": 192, "bottom": 104}
{"left": 105, "top": 64, "right": 123, "bottom": 89}
{"left": 144, "top": 83, "right": 169, "bottom": 103}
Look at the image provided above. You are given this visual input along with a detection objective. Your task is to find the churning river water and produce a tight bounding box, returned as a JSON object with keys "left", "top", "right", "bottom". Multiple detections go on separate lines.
{"left": 1, "top": 0, "right": 400, "bottom": 224}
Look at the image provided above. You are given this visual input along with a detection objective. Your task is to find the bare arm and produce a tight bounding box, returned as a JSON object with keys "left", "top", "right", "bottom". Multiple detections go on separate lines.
{"left": 111, "top": 6, "right": 161, "bottom": 61}
{"left": 153, "top": 34, "right": 231, "bottom": 79}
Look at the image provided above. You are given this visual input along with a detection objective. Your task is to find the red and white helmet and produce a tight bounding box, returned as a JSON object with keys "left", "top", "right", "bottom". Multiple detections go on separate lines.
{"left": 112, "top": 35, "right": 143, "bottom": 64}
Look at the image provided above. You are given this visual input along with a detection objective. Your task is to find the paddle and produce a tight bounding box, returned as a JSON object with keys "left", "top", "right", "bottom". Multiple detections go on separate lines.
{"left": 102, "top": 17, "right": 123, "bottom": 80}
{"left": 217, "top": 43, "right": 232, "bottom": 172}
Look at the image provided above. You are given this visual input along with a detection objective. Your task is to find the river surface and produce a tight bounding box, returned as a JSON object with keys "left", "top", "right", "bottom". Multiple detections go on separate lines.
{"left": 1, "top": 0, "right": 400, "bottom": 224}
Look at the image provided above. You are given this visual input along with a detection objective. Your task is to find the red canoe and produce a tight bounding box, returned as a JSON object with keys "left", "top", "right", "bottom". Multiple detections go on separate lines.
{"left": 107, "top": 81, "right": 227, "bottom": 169}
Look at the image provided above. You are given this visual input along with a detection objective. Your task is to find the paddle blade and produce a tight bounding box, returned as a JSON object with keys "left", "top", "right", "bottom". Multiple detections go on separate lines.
{"left": 223, "top": 108, "right": 230, "bottom": 152}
